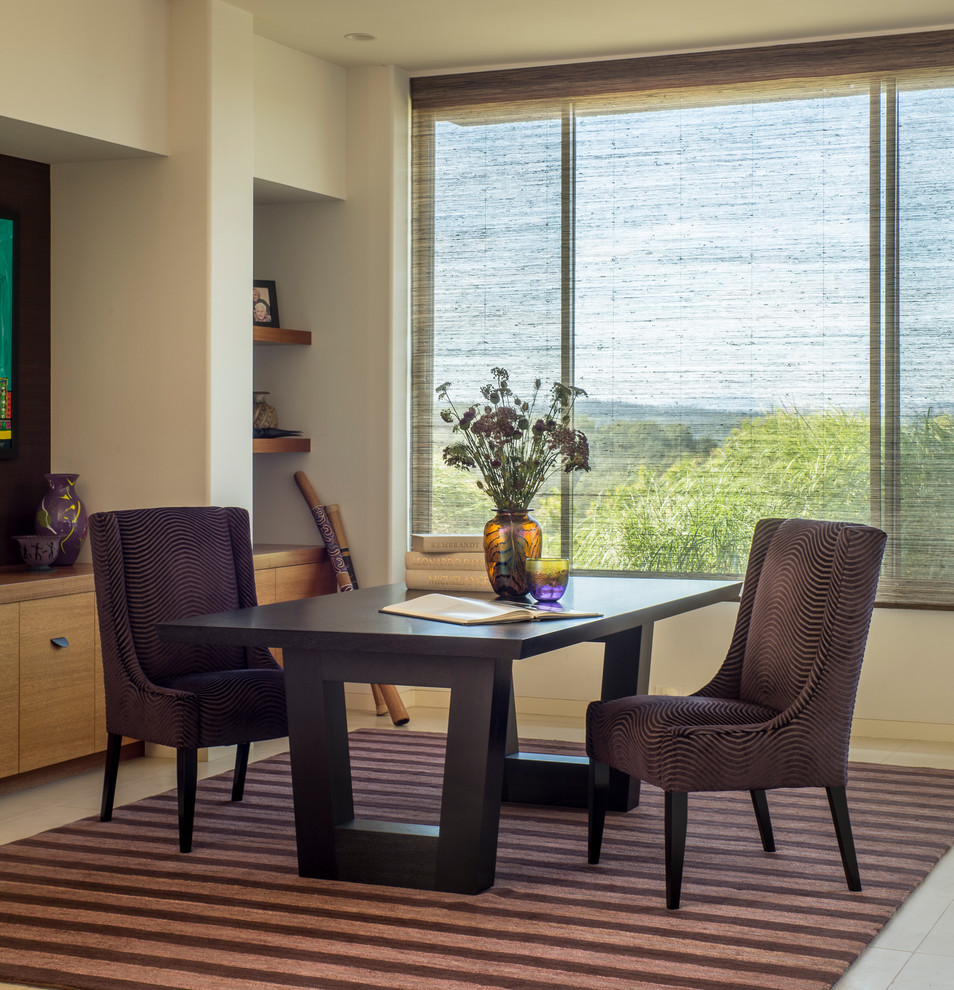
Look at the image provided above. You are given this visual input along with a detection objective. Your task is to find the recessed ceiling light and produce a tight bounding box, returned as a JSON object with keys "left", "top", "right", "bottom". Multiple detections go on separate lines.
{"left": 344, "top": 32, "right": 376, "bottom": 42}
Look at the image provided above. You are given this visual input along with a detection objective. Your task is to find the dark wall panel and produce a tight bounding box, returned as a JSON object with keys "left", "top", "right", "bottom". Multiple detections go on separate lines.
{"left": 0, "top": 153, "right": 51, "bottom": 566}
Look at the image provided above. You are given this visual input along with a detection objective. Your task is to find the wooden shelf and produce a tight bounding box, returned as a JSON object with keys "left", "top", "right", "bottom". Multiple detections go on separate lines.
{"left": 253, "top": 326, "right": 311, "bottom": 345}
{"left": 252, "top": 323, "right": 311, "bottom": 451}
{"left": 253, "top": 437, "right": 311, "bottom": 454}
{"left": 252, "top": 544, "right": 327, "bottom": 569}
{"left": 0, "top": 564, "right": 95, "bottom": 605}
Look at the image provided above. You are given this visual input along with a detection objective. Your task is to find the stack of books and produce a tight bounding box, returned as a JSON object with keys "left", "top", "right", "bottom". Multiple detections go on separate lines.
{"left": 405, "top": 533, "right": 493, "bottom": 592}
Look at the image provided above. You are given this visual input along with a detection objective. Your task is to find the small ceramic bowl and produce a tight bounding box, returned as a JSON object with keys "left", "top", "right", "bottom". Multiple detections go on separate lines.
{"left": 13, "top": 534, "right": 60, "bottom": 571}
{"left": 526, "top": 557, "right": 570, "bottom": 602}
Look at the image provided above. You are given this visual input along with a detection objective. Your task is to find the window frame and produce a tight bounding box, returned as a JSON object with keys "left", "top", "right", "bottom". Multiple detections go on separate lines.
{"left": 411, "top": 32, "right": 954, "bottom": 607}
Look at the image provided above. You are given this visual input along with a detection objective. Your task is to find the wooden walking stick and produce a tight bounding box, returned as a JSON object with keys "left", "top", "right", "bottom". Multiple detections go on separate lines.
{"left": 369, "top": 683, "right": 409, "bottom": 725}
{"left": 370, "top": 683, "right": 389, "bottom": 717}
{"left": 293, "top": 471, "right": 410, "bottom": 726}
{"left": 319, "top": 499, "right": 409, "bottom": 726}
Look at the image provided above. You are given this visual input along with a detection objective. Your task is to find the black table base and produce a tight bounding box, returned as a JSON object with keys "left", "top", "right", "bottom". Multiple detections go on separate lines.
{"left": 284, "top": 622, "right": 655, "bottom": 894}
{"left": 157, "top": 576, "right": 741, "bottom": 895}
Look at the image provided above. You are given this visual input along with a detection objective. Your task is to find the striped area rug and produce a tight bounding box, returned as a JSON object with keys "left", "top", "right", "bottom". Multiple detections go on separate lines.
{"left": 1, "top": 729, "right": 953, "bottom": 990}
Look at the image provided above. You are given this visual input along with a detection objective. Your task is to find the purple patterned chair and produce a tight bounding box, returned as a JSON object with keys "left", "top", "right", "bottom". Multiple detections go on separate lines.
{"left": 586, "top": 517, "right": 887, "bottom": 909}
{"left": 89, "top": 506, "right": 287, "bottom": 852}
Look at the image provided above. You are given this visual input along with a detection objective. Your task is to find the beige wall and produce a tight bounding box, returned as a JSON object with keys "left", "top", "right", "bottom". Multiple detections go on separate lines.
{"left": 4, "top": 1, "right": 351, "bottom": 549}
{"left": 49, "top": 0, "right": 255, "bottom": 527}
{"left": 507, "top": 599, "right": 954, "bottom": 741}
{"left": 254, "top": 36, "right": 346, "bottom": 199}
{"left": 651, "top": 602, "right": 954, "bottom": 737}
{"left": 50, "top": 156, "right": 211, "bottom": 513}
{"left": 0, "top": 0, "right": 167, "bottom": 158}
{"left": 209, "top": 1, "right": 256, "bottom": 509}
{"left": 252, "top": 199, "right": 344, "bottom": 537}
{"left": 252, "top": 65, "right": 409, "bottom": 588}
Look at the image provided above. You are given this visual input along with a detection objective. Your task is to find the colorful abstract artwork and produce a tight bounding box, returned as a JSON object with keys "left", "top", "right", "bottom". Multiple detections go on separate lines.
{"left": 0, "top": 211, "right": 15, "bottom": 458}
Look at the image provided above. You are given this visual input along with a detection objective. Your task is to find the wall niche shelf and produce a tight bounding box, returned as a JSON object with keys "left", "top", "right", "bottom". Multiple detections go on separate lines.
{"left": 253, "top": 436, "right": 311, "bottom": 454}
{"left": 253, "top": 323, "right": 312, "bottom": 453}
{"left": 253, "top": 326, "right": 312, "bottom": 346}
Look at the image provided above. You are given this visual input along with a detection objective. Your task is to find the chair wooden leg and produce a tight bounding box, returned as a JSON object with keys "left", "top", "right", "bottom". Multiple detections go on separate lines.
{"left": 176, "top": 748, "right": 198, "bottom": 853}
{"left": 750, "top": 788, "right": 776, "bottom": 852}
{"left": 231, "top": 742, "right": 250, "bottom": 802}
{"left": 587, "top": 759, "right": 610, "bottom": 864}
{"left": 827, "top": 785, "right": 861, "bottom": 891}
{"left": 100, "top": 732, "right": 123, "bottom": 822}
{"left": 665, "top": 791, "right": 688, "bottom": 910}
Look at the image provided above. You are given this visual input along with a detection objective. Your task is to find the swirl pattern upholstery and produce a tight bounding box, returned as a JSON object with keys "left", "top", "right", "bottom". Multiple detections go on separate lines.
{"left": 89, "top": 506, "right": 287, "bottom": 852}
{"left": 586, "top": 517, "right": 887, "bottom": 909}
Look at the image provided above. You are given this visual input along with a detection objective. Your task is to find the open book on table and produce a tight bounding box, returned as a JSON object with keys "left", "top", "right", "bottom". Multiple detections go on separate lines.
{"left": 380, "top": 593, "right": 602, "bottom": 626}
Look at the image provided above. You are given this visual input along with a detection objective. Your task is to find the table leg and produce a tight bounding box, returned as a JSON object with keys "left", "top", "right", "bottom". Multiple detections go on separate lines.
{"left": 506, "top": 681, "right": 519, "bottom": 755}
{"left": 434, "top": 657, "right": 513, "bottom": 893}
{"left": 285, "top": 648, "right": 511, "bottom": 893}
{"left": 600, "top": 623, "right": 653, "bottom": 809}
{"left": 283, "top": 648, "right": 351, "bottom": 879}
{"left": 502, "top": 622, "right": 652, "bottom": 810}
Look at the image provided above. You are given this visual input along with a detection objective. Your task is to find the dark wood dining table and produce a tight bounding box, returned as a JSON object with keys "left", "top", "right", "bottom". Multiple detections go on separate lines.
{"left": 157, "top": 575, "right": 741, "bottom": 894}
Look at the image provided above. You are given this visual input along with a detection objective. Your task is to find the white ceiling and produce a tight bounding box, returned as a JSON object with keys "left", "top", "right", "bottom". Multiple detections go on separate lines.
{"left": 229, "top": 0, "right": 954, "bottom": 74}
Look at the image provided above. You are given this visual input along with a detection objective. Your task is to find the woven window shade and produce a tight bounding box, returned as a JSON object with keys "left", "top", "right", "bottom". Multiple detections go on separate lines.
{"left": 411, "top": 33, "right": 954, "bottom": 606}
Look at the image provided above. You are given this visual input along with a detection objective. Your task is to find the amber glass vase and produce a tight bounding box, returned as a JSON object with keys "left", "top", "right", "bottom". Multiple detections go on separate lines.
{"left": 483, "top": 509, "right": 542, "bottom": 600}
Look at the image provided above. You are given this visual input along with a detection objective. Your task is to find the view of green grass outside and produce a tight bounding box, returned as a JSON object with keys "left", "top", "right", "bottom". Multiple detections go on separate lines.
{"left": 431, "top": 408, "right": 954, "bottom": 582}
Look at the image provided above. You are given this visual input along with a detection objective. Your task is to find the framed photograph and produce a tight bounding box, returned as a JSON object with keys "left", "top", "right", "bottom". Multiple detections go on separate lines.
{"left": 253, "top": 279, "right": 279, "bottom": 328}
{"left": 0, "top": 208, "right": 17, "bottom": 460}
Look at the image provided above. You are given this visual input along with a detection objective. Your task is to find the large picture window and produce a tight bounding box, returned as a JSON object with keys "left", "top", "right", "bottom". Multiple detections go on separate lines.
{"left": 411, "top": 35, "right": 954, "bottom": 605}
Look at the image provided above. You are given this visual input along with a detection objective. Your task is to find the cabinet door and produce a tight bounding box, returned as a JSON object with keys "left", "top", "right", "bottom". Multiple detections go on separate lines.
{"left": 275, "top": 562, "right": 336, "bottom": 601}
{"left": 255, "top": 567, "right": 277, "bottom": 605}
{"left": 0, "top": 603, "right": 18, "bottom": 778}
{"left": 19, "top": 593, "right": 96, "bottom": 773}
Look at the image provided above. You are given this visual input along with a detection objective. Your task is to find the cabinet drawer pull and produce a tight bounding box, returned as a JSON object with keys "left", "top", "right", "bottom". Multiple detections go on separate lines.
{"left": 50, "top": 636, "right": 70, "bottom": 648}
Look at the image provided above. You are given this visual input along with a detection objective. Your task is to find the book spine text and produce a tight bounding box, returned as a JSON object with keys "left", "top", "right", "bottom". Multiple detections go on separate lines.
{"left": 411, "top": 534, "right": 484, "bottom": 552}
{"left": 404, "top": 569, "right": 494, "bottom": 592}
{"left": 405, "top": 550, "right": 486, "bottom": 571}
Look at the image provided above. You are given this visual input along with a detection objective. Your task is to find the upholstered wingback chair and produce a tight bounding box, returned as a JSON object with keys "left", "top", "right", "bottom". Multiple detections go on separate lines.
{"left": 586, "top": 517, "right": 887, "bottom": 908}
{"left": 90, "top": 506, "right": 287, "bottom": 852}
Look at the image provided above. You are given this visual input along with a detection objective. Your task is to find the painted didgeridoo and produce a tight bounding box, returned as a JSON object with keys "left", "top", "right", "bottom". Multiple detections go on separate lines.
{"left": 293, "top": 471, "right": 409, "bottom": 726}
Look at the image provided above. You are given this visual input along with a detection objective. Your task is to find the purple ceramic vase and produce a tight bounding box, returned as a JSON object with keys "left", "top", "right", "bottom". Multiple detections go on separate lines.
{"left": 35, "top": 472, "right": 88, "bottom": 566}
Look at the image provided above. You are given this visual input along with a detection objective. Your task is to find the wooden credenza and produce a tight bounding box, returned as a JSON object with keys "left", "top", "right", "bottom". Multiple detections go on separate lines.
{"left": 0, "top": 544, "right": 333, "bottom": 782}
{"left": 0, "top": 566, "right": 101, "bottom": 780}
{"left": 252, "top": 543, "right": 336, "bottom": 604}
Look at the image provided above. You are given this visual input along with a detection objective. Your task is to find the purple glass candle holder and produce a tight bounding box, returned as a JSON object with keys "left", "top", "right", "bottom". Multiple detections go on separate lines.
{"left": 526, "top": 557, "right": 570, "bottom": 602}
